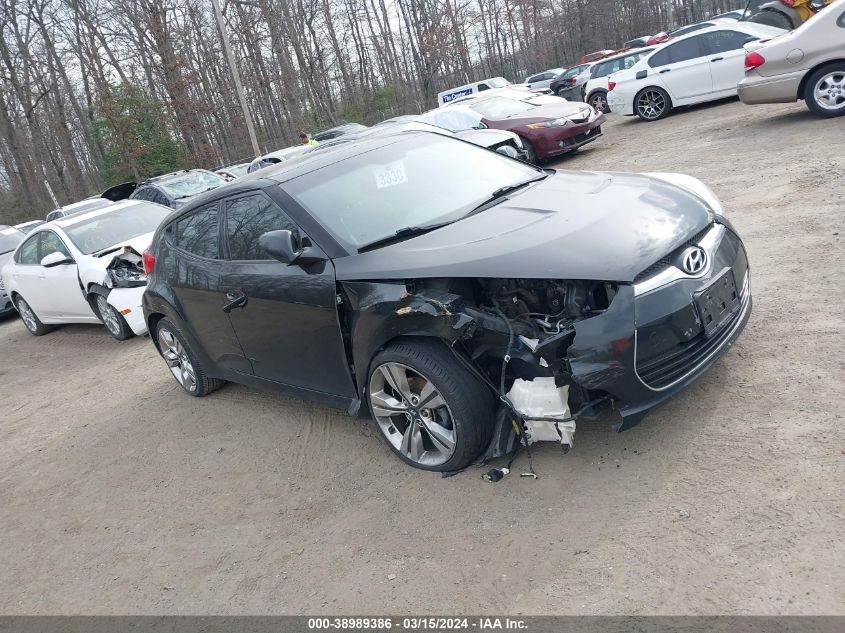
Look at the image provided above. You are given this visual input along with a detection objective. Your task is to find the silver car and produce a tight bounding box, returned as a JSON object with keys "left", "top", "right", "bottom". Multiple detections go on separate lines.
{"left": 738, "top": 0, "right": 845, "bottom": 117}
{"left": 0, "top": 226, "right": 25, "bottom": 316}
{"left": 522, "top": 68, "right": 565, "bottom": 90}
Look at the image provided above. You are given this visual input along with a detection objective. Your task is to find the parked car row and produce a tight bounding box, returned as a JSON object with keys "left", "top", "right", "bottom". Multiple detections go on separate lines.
{"left": 607, "top": 0, "right": 845, "bottom": 121}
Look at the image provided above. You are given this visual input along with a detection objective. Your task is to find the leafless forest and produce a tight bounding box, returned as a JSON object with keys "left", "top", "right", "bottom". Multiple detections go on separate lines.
{"left": 0, "top": 0, "right": 738, "bottom": 222}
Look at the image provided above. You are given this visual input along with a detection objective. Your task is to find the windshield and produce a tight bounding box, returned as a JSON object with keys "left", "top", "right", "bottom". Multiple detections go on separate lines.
{"left": 284, "top": 134, "right": 541, "bottom": 252}
{"left": 469, "top": 96, "right": 534, "bottom": 119}
{"left": 0, "top": 228, "right": 24, "bottom": 254}
{"left": 64, "top": 203, "right": 173, "bottom": 254}
{"left": 158, "top": 171, "right": 225, "bottom": 200}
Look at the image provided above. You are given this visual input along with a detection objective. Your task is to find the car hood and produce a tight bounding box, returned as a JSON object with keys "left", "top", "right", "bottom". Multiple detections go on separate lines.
{"left": 455, "top": 128, "right": 517, "bottom": 147}
{"left": 89, "top": 232, "right": 155, "bottom": 267}
{"left": 334, "top": 171, "right": 714, "bottom": 283}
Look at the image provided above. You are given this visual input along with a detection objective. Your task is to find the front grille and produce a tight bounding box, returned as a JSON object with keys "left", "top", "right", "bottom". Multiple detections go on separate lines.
{"left": 633, "top": 223, "right": 714, "bottom": 283}
{"left": 636, "top": 274, "right": 749, "bottom": 390}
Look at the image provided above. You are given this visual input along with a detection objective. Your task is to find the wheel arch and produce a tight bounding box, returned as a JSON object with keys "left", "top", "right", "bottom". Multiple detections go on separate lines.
{"left": 797, "top": 59, "right": 845, "bottom": 100}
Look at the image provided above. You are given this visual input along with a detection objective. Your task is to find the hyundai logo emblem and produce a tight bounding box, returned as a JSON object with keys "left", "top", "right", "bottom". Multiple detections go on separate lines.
{"left": 681, "top": 246, "right": 708, "bottom": 275}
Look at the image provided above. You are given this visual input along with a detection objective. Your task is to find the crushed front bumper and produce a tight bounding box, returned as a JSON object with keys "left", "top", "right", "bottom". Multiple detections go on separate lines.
{"left": 566, "top": 223, "right": 751, "bottom": 430}
{"left": 531, "top": 114, "right": 606, "bottom": 160}
{"left": 107, "top": 286, "right": 148, "bottom": 335}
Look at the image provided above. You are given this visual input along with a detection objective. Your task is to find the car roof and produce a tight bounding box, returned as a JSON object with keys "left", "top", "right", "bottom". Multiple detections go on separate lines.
{"left": 52, "top": 200, "right": 163, "bottom": 229}
{"left": 594, "top": 47, "right": 654, "bottom": 64}
{"left": 644, "top": 20, "right": 784, "bottom": 54}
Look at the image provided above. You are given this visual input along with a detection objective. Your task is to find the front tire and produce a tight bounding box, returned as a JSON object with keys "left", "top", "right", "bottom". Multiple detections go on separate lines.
{"left": 520, "top": 137, "right": 539, "bottom": 164}
{"left": 154, "top": 318, "right": 225, "bottom": 396}
{"left": 367, "top": 339, "right": 494, "bottom": 472}
{"left": 635, "top": 86, "right": 672, "bottom": 121}
{"left": 14, "top": 296, "right": 53, "bottom": 336}
{"left": 94, "top": 294, "right": 133, "bottom": 341}
{"left": 804, "top": 63, "right": 845, "bottom": 118}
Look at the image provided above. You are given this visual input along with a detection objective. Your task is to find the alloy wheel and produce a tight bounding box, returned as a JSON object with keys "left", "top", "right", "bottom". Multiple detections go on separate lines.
{"left": 16, "top": 298, "right": 38, "bottom": 333}
{"left": 368, "top": 361, "right": 457, "bottom": 467}
{"left": 637, "top": 89, "right": 666, "bottom": 120}
{"left": 813, "top": 71, "right": 845, "bottom": 111}
{"left": 591, "top": 94, "right": 608, "bottom": 112}
{"left": 96, "top": 295, "right": 121, "bottom": 337}
{"left": 158, "top": 329, "right": 197, "bottom": 392}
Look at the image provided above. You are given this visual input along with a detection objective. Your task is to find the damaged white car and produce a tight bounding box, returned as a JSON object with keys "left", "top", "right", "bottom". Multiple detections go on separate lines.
{"left": 1, "top": 200, "right": 172, "bottom": 340}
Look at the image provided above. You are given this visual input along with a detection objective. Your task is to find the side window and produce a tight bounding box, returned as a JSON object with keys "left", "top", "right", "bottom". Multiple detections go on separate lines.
{"left": 132, "top": 187, "right": 153, "bottom": 202}
{"left": 40, "top": 231, "right": 71, "bottom": 260}
{"left": 667, "top": 36, "right": 706, "bottom": 64}
{"left": 838, "top": 10, "right": 844, "bottom": 27}
{"left": 705, "top": 30, "right": 755, "bottom": 54}
{"left": 17, "top": 234, "right": 40, "bottom": 264}
{"left": 477, "top": 83, "right": 490, "bottom": 91}
{"left": 151, "top": 189, "right": 170, "bottom": 206}
{"left": 649, "top": 48, "right": 671, "bottom": 68}
{"left": 173, "top": 202, "right": 220, "bottom": 259}
{"left": 225, "top": 193, "right": 299, "bottom": 261}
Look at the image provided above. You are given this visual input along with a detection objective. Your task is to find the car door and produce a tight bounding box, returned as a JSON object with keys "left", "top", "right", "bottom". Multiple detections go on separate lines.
{"left": 220, "top": 190, "right": 356, "bottom": 397}
{"left": 166, "top": 201, "right": 251, "bottom": 373}
{"left": 703, "top": 30, "right": 759, "bottom": 94}
{"left": 16, "top": 230, "right": 93, "bottom": 319}
{"left": 649, "top": 35, "right": 713, "bottom": 101}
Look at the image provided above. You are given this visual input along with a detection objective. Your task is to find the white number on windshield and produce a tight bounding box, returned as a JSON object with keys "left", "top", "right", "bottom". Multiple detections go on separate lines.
{"left": 373, "top": 161, "right": 408, "bottom": 189}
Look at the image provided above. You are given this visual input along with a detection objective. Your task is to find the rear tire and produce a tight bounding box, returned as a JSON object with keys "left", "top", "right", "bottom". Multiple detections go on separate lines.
{"left": 14, "top": 296, "right": 53, "bottom": 336}
{"left": 635, "top": 86, "right": 672, "bottom": 121}
{"left": 588, "top": 90, "right": 610, "bottom": 113}
{"left": 367, "top": 338, "right": 494, "bottom": 472}
{"left": 154, "top": 318, "right": 225, "bottom": 396}
{"left": 804, "top": 63, "right": 845, "bottom": 118}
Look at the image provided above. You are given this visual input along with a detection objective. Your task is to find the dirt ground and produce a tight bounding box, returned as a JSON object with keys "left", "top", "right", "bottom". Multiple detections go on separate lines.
{"left": 0, "top": 98, "right": 843, "bottom": 615}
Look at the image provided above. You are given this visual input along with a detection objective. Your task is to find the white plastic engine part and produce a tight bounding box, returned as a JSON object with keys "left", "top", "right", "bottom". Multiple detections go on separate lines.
{"left": 506, "top": 377, "right": 575, "bottom": 448}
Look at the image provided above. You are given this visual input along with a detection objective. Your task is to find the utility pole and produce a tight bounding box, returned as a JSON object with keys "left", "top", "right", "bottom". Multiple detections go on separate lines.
{"left": 43, "top": 180, "right": 59, "bottom": 209}
{"left": 211, "top": 0, "right": 261, "bottom": 159}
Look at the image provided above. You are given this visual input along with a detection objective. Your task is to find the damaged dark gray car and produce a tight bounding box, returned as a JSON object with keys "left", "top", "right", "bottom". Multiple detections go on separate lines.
{"left": 142, "top": 132, "right": 751, "bottom": 472}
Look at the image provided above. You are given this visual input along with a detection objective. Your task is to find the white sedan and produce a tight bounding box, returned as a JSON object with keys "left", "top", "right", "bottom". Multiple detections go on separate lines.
{"left": 1, "top": 200, "right": 172, "bottom": 339}
{"left": 607, "top": 21, "right": 786, "bottom": 121}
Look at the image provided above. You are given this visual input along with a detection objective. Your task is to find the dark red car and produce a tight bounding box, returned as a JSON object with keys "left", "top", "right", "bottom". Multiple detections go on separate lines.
{"left": 449, "top": 88, "right": 605, "bottom": 162}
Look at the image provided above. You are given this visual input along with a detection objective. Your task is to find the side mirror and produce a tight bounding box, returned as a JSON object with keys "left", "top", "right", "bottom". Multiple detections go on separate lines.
{"left": 41, "top": 251, "right": 73, "bottom": 267}
{"left": 259, "top": 230, "right": 326, "bottom": 266}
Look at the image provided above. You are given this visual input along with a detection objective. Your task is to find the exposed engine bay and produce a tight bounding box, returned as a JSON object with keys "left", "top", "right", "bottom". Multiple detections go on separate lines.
{"left": 103, "top": 247, "right": 147, "bottom": 289}
{"left": 349, "top": 277, "right": 621, "bottom": 465}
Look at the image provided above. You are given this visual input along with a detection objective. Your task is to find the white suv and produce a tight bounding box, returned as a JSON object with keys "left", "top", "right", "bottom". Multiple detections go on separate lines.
{"left": 607, "top": 22, "right": 786, "bottom": 121}
{"left": 583, "top": 48, "right": 654, "bottom": 112}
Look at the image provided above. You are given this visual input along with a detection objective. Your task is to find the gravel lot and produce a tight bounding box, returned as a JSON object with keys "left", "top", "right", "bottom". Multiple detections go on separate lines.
{"left": 1, "top": 98, "right": 843, "bottom": 615}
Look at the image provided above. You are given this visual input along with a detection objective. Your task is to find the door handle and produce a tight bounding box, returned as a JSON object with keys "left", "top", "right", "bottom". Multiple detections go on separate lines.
{"left": 710, "top": 57, "right": 724, "bottom": 62}
{"left": 222, "top": 290, "right": 247, "bottom": 313}
{"left": 659, "top": 69, "right": 671, "bottom": 73}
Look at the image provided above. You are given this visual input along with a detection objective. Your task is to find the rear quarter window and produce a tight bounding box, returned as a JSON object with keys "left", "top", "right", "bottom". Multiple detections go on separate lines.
{"left": 838, "top": 10, "right": 845, "bottom": 27}
{"left": 172, "top": 202, "right": 220, "bottom": 259}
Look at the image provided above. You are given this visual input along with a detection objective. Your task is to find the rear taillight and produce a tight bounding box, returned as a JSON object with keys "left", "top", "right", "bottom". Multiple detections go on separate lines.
{"left": 570, "top": 77, "right": 577, "bottom": 85}
{"left": 608, "top": 80, "right": 616, "bottom": 91}
{"left": 142, "top": 248, "right": 155, "bottom": 275}
{"left": 744, "top": 51, "right": 765, "bottom": 72}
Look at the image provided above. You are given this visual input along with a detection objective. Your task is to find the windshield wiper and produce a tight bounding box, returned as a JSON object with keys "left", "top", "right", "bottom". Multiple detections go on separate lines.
{"left": 358, "top": 222, "right": 452, "bottom": 253}
{"left": 466, "top": 173, "right": 548, "bottom": 216}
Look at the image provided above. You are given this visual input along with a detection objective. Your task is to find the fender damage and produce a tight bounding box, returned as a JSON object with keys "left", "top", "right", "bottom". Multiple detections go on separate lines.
{"left": 84, "top": 246, "right": 150, "bottom": 335}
